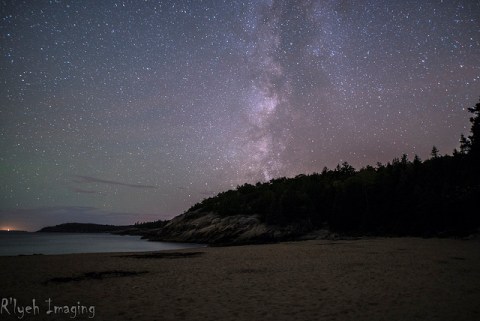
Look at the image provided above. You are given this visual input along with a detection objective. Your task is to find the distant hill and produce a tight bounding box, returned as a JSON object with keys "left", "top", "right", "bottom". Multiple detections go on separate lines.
{"left": 38, "top": 223, "right": 130, "bottom": 233}
{"left": 38, "top": 220, "right": 166, "bottom": 234}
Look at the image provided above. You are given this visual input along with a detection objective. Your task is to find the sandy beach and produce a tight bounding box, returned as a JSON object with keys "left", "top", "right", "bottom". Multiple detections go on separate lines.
{"left": 1, "top": 237, "right": 480, "bottom": 321}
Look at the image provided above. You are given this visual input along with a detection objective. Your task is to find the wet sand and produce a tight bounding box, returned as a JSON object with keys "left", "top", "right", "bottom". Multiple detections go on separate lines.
{"left": 1, "top": 238, "right": 480, "bottom": 321}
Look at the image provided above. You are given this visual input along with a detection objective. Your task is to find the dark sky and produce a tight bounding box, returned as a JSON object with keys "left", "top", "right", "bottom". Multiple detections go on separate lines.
{"left": 1, "top": 0, "right": 479, "bottom": 231}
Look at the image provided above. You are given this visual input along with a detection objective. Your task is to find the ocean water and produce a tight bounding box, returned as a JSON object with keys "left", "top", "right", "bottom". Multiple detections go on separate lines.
{"left": 0, "top": 232, "right": 203, "bottom": 256}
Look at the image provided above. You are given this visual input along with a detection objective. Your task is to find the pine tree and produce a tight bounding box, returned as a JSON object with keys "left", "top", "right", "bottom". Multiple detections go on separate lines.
{"left": 413, "top": 154, "right": 421, "bottom": 165}
{"left": 467, "top": 99, "right": 480, "bottom": 158}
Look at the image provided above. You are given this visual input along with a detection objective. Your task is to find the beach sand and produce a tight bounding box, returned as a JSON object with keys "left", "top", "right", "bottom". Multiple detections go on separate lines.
{"left": 1, "top": 238, "right": 480, "bottom": 321}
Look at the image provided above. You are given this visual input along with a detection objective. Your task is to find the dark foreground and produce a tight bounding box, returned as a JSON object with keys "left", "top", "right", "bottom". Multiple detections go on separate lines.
{"left": 1, "top": 238, "right": 479, "bottom": 321}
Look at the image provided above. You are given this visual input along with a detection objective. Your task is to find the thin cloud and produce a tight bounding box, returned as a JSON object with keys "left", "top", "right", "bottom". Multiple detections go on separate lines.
{"left": 70, "top": 187, "right": 103, "bottom": 195}
{"left": 74, "top": 175, "right": 158, "bottom": 189}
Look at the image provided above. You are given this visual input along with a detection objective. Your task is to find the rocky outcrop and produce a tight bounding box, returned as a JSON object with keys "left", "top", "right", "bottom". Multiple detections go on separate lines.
{"left": 142, "top": 210, "right": 337, "bottom": 245}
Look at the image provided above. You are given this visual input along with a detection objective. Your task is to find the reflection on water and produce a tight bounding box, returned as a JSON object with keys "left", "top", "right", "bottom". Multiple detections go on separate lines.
{"left": 0, "top": 232, "right": 203, "bottom": 256}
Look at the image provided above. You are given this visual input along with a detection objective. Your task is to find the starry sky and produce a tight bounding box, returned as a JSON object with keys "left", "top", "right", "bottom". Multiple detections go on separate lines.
{"left": 1, "top": 0, "right": 479, "bottom": 231}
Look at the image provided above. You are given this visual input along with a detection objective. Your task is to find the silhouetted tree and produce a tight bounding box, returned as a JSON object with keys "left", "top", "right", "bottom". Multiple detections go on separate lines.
{"left": 467, "top": 99, "right": 480, "bottom": 158}
{"left": 413, "top": 154, "right": 421, "bottom": 165}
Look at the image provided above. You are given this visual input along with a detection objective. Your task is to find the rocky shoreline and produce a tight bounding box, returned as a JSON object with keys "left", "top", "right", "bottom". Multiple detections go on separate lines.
{"left": 113, "top": 210, "right": 342, "bottom": 245}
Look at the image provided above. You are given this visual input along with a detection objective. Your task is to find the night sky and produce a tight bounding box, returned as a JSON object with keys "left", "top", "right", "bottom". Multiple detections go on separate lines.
{"left": 1, "top": 0, "right": 479, "bottom": 231}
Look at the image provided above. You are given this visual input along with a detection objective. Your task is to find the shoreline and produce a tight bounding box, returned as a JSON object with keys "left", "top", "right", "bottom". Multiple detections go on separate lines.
{"left": 0, "top": 232, "right": 205, "bottom": 257}
{"left": 1, "top": 238, "right": 480, "bottom": 320}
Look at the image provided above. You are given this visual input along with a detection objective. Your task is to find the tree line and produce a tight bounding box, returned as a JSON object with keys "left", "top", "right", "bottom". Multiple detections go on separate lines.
{"left": 188, "top": 99, "right": 480, "bottom": 236}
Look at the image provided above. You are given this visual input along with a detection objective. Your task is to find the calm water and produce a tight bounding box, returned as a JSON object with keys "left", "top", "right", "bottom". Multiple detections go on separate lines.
{"left": 0, "top": 232, "right": 203, "bottom": 256}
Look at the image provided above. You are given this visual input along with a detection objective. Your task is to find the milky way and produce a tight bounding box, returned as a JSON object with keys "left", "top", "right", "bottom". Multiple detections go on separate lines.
{"left": 1, "top": 0, "right": 479, "bottom": 230}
